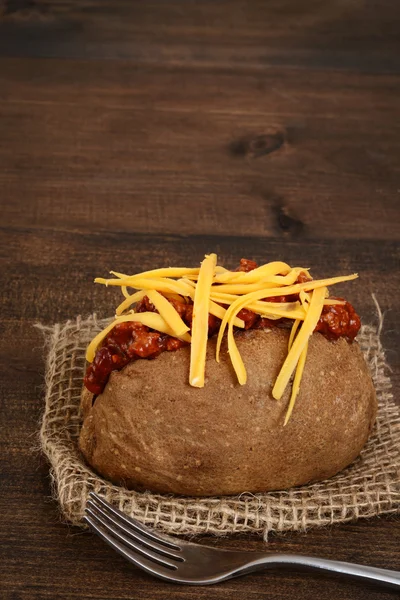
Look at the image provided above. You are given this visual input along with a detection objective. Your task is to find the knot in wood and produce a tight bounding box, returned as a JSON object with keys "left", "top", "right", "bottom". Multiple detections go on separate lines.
{"left": 230, "top": 131, "right": 285, "bottom": 159}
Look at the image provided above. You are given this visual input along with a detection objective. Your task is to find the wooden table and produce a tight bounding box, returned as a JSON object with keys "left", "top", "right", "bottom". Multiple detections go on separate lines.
{"left": 1, "top": 2, "right": 399, "bottom": 599}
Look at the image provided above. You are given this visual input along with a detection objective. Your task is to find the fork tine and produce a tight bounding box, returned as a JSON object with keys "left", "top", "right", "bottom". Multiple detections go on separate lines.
{"left": 85, "top": 508, "right": 179, "bottom": 570}
{"left": 84, "top": 515, "right": 180, "bottom": 581}
{"left": 86, "top": 500, "right": 184, "bottom": 562}
{"left": 89, "top": 492, "right": 181, "bottom": 550}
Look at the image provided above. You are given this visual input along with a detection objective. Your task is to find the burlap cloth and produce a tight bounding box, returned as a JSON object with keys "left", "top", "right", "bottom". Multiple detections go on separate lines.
{"left": 38, "top": 313, "right": 400, "bottom": 541}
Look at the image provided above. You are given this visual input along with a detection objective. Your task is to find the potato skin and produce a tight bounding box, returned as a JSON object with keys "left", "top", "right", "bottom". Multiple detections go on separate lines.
{"left": 79, "top": 328, "right": 377, "bottom": 495}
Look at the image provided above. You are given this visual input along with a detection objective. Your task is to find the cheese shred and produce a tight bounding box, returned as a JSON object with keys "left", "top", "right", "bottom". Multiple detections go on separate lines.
{"left": 272, "top": 287, "right": 327, "bottom": 400}
{"left": 87, "top": 256, "right": 358, "bottom": 424}
{"left": 146, "top": 290, "right": 189, "bottom": 337}
{"left": 284, "top": 342, "right": 308, "bottom": 426}
{"left": 189, "top": 253, "right": 217, "bottom": 387}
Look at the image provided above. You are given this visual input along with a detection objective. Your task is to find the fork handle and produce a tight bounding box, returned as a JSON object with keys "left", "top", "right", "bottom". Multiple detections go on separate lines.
{"left": 248, "top": 554, "right": 400, "bottom": 589}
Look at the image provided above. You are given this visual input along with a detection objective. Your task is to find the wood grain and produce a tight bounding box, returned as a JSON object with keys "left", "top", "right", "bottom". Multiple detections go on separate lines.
{"left": 0, "top": 1, "right": 399, "bottom": 73}
{"left": 0, "top": 1, "right": 399, "bottom": 599}
{"left": 1, "top": 59, "right": 399, "bottom": 240}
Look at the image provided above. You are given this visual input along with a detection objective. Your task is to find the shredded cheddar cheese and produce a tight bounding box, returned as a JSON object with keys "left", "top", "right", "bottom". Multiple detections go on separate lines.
{"left": 146, "top": 290, "right": 189, "bottom": 337}
{"left": 87, "top": 256, "right": 359, "bottom": 424}
{"left": 272, "top": 287, "right": 327, "bottom": 400}
{"left": 115, "top": 290, "right": 148, "bottom": 315}
{"left": 284, "top": 342, "right": 308, "bottom": 426}
{"left": 213, "top": 261, "right": 292, "bottom": 283}
{"left": 288, "top": 319, "right": 301, "bottom": 351}
{"left": 189, "top": 253, "right": 217, "bottom": 387}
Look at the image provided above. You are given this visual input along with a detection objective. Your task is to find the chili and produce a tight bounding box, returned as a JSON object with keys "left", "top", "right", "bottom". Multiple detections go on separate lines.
{"left": 84, "top": 259, "right": 361, "bottom": 394}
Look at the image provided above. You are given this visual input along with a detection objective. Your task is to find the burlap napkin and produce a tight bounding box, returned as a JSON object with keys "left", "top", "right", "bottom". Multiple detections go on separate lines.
{"left": 38, "top": 314, "right": 400, "bottom": 541}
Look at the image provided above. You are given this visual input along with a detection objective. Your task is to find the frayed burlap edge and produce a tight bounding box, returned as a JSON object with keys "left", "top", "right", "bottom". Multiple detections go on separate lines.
{"left": 37, "top": 311, "right": 400, "bottom": 541}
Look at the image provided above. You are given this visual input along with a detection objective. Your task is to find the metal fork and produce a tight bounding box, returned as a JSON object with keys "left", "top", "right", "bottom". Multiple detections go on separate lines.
{"left": 85, "top": 493, "right": 400, "bottom": 588}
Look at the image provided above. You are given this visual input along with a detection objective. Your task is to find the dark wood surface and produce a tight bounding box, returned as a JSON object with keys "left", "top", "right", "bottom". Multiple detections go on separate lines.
{"left": 1, "top": 1, "right": 399, "bottom": 599}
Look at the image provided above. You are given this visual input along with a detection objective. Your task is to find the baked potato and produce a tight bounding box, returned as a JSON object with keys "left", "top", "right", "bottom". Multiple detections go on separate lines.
{"left": 79, "top": 327, "right": 376, "bottom": 495}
